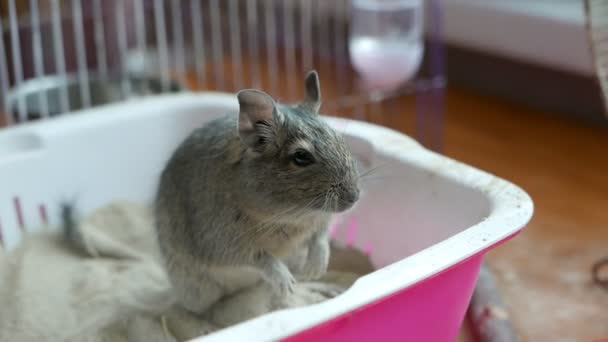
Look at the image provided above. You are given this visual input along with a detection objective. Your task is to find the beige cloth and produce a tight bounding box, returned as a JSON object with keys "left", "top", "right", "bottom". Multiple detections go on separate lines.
{"left": 0, "top": 201, "right": 362, "bottom": 342}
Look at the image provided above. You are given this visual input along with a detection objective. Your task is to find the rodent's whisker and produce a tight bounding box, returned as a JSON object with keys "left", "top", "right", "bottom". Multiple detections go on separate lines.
{"left": 241, "top": 200, "right": 317, "bottom": 242}
{"left": 356, "top": 158, "right": 404, "bottom": 179}
{"left": 357, "top": 166, "right": 380, "bottom": 180}
{"left": 320, "top": 189, "right": 334, "bottom": 211}
{"left": 359, "top": 176, "right": 393, "bottom": 183}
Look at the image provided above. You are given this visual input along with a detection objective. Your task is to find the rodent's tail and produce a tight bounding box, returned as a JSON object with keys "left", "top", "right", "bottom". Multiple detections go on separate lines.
{"left": 60, "top": 202, "right": 87, "bottom": 253}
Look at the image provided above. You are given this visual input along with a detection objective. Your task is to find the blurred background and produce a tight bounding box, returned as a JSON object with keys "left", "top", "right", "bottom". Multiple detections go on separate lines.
{"left": 0, "top": 0, "right": 607, "bottom": 341}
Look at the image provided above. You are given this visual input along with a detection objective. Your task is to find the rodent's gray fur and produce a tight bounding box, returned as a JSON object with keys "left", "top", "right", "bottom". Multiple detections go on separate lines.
{"left": 61, "top": 202, "right": 86, "bottom": 251}
{"left": 155, "top": 71, "right": 360, "bottom": 315}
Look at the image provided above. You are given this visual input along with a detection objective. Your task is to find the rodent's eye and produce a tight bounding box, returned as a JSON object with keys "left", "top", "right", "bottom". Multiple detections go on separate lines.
{"left": 292, "top": 149, "right": 315, "bottom": 167}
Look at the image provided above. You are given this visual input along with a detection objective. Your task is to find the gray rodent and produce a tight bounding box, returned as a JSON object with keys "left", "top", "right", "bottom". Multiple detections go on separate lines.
{"left": 154, "top": 70, "right": 361, "bottom": 316}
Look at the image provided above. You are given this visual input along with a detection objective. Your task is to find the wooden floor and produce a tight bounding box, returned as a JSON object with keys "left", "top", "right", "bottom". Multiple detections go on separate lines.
{"left": 442, "top": 88, "right": 608, "bottom": 341}
{"left": 2, "top": 78, "right": 607, "bottom": 341}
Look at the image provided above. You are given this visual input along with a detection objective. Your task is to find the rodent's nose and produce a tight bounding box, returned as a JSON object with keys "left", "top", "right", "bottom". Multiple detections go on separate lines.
{"left": 343, "top": 188, "right": 360, "bottom": 204}
{"left": 333, "top": 182, "right": 361, "bottom": 212}
{"left": 339, "top": 186, "right": 360, "bottom": 209}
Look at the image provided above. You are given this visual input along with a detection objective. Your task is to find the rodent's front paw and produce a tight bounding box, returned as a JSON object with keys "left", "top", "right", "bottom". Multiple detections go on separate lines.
{"left": 275, "top": 263, "right": 297, "bottom": 297}
{"left": 271, "top": 264, "right": 296, "bottom": 297}
{"left": 301, "top": 242, "right": 330, "bottom": 280}
{"left": 257, "top": 251, "right": 297, "bottom": 297}
{"left": 278, "top": 272, "right": 296, "bottom": 297}
{"left": 264, "top": 261, "right": 296, "bottom": 297}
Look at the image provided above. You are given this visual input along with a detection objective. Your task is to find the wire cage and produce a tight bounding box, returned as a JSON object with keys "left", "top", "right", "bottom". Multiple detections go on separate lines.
{"left": 0, "top": 0, "right": 444, "bottom": 150}
{"left": 0, "top": 4, "right": 535, "bottom": 342}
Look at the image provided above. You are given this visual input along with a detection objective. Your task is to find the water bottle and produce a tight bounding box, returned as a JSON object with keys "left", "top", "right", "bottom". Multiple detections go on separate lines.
{"left": 349, "top": 0, "right": 424, "bottom": 93}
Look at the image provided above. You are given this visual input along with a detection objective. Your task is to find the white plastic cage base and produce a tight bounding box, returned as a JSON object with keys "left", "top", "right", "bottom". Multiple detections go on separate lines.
{"left": 0, "top": 93, "right": 533, "bottom": 341}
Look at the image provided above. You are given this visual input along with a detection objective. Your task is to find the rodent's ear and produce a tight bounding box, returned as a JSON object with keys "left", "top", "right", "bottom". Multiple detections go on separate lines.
{"left": 302, "top": 70, "right": 322, "bottom": 113}
{"left": 237, "top": 89, "right": 279, "bottom": 148}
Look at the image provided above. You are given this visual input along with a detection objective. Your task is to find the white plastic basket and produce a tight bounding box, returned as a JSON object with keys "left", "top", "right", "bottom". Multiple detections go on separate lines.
{"left": 0, "top": 93, "right": 533, "bottom": 341}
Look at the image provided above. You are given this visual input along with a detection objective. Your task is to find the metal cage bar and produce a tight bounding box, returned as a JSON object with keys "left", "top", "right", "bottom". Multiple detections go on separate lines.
{"left": 0, "top": 0, "right": 446, "bottom": 145}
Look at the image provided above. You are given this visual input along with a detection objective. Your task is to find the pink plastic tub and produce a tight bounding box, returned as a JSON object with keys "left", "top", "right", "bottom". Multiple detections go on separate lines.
{"left": 0, "top": 93, "right": 533, "bottom": 341}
